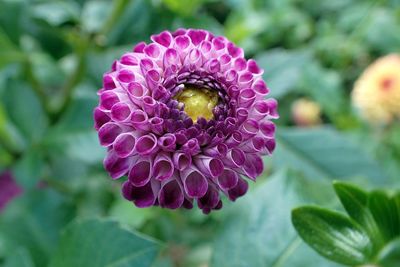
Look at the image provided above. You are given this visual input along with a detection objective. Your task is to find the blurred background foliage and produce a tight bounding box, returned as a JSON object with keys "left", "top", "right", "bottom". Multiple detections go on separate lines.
{"left": 0, "top": 0, "right": 399, "bottom": 266}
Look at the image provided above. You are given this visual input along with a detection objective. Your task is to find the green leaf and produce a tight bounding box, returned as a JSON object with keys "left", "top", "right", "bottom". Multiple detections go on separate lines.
{"left": 211, "top": 170, "right": 341, "bottom": 267}
{"left": 274, "top": 127, "right": 387, "bottom": 184}
{"left": 0, "top": 27, "right": 25, "bottom": 69}
{"left": 2, "top": 80, "right": 48, "bottom": 145}
{"left": 368, "top": 191, "right": 400, "bottom": 242}
{"left": 292, "top": 206, "right": 372, "bottom": 265}
{"left": 81, "top": 1, "right": 112, "bottom": 34}
{"left": 255, "top": 49, "right": 312, "bottom": 99}
{"left": 333, "top": 182, "right": 384, "bottom": 250}
{"left": 49, "top": 219, "right": 161, "bottom": 267}
{"left": 13, "top": 148, "right": 45, "bottom": 189}
{"left": 31, "top": 1, "right": 80, "bottom": 26}
{"left": 3, "top": 247, "right": 35, "bottom": 267}
{"left": 0, "top": 189, "right": 75, "bottom": 267}
{"left": 377, "top": 238, "right": 400, "bottom": 267}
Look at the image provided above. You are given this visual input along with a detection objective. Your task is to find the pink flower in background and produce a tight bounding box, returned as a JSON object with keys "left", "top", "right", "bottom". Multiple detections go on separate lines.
{"left": 94, "top": 29, "right": 278, "bottom": 213}
{"left": 0, "top": 171, "right": 22, "bottom": 212}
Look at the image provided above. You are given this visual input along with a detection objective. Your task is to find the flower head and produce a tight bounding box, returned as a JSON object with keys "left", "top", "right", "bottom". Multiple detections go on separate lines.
{"left": 291, "top": 98, "right": 322, "bottom": 127}
{"left": 352, "top": 54, "right": 400, "bottom": 125}
{"left": 94, "top": 29, "right": 278, "bottom": 213}
{"left": 0, "top": 171, "right": 22, "bottom": 212}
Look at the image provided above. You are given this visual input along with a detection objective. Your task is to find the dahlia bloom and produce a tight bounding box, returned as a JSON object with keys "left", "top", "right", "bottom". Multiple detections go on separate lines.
{"left": 0, "top": 171, "right": 22, "bottom": 212}
{"left": 352, "top": 54, "right": 400, "bottom": 125}
{"left": 94, "top": 29, "right": 278, "bottom": 213}
{"left": 291, "top": 98, "right": 321, "bottom": 127}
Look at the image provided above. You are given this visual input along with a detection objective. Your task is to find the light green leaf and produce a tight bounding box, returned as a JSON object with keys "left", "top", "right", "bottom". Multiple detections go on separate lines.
{"left": 292, "top": 206, "right": 372, "bottom": 265}
{"left": 255, "top": 49, "right": 312, "bottom": 99}
{"left": 2, "top": 80, "right": 48, "bottom": 145}
{"left": 81, "top": 1, "right": 112, "bottom": 34}
{"left": 31, "top": 1, "right": 80, "bottom": 26}
{"left": 274, "top": 127, "right": 387, "bottom": 184}
{"left": 49, "top": 219, "right": 161, "bottom": 267}
{"left": 0, "top": 27, "right": 25, "bottom": 69}
{"left": 211, "top": 170, "right": 341, "bottom": 267}
{"left": 3, "top": 247, "right": 35, "bottom": 267}
{"left": 13, "top": 148, "right": 44, "bottom": 189}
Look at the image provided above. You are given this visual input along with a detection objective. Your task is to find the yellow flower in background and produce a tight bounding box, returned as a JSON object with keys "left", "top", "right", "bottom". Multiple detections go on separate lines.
{"left": 291, "top": 98, "right": 322, "bottom": 127}
{"left": 352, "top": 54, "right": 400, "bottom": 125}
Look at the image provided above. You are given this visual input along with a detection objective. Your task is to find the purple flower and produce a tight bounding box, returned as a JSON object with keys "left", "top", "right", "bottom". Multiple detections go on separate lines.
{"left": 0, "top": 171, "right": 23, "bottom": 212}
{"left": 94, "top": 29, "right": 278, "bottom": 213}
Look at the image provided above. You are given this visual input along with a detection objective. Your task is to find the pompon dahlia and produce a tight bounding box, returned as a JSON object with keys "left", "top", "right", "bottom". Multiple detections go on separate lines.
{"left": 0, "top": 171, "right": 22, "bottom": 212}
{"left": 94, "top": 29, "right": 278, "bottom": 213}
{"left": 352, "top": 54, "right": 400, "bottom": 125}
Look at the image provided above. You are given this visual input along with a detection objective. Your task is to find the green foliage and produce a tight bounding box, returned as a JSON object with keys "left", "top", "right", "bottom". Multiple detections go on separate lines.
{"left": 0, "top": 0, "right": 399, "bottom": 266}
{"left": 49, "top": 219, "right": 161, "bottom": 267}
{"left": 292, "top": 182, "right": 400, "bottom": 266}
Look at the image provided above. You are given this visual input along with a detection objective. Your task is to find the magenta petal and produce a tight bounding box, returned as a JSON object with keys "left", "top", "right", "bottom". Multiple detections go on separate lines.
{"left": 98, "top": 122, "right": 123, "bottom": 146}
{"left": 113, "top": 133, "right": 136, "bottom": 158}
{"left": 93, "top": 107, "right": 110, "bottom": 130}
{"left": 99, "top": 91, "right": 119, "bottom": 110}
{"left": 104, "top": 152, "right": 131, "bottom": 179}
{"left": 130, "top": 110, "right": 150, "bottom": 131}
{"left": 226, "top": 131, "right": 243, "bottom": 148}
{"left": 110, "top": 102, "right": 131, "bottom": 122}
{"left": 172, "top": 152, "right": 192, "bottom": 171}
{"left": 194, "top": 155, "right": 224, "bottom": 178}
{"left": 158, "top": 178, "right": 185, "bottom": 209}
{"left": 241, "top": 154, "right": 264, "bottom": 180}
{"left": 153, "top": 152, "right": 174, "bottom": 181}
{"left": 227, "top": 177, "right": 248, "bottom": 201}
{"left": 151, "top": 31, "right": 172, "bottom": 47}
{"left": 204, "top": 143, "right": 228, "bottom": 157}
{"left": 238, "top": 89, "right": 256, "bottom": 108}
{"left": 180, "top": 167, "right": 208, "bottom": 198}
{"left": 223, "top": 148, "right": 245, "bottom": 168}
{"left": 217, "top": 169, "right": 239, "bottom": 190}
{"left": 158, "top": 133, "right": 177, "bottom": 152}
{"left": 0, "top": 171, "right": 22, "bottom": 212}
{"left": 122, "top": 180, "right": 159, "bottom": 208}
{"left": 198, "top": 185, "right": 220, "bottom": 212}
{"left": 240, "top": 119, "right": 259, "bottom": 140}
{"left": 135, "top": 134, "right": 158, "bottom": 156}
{"left": 128, "top": 158, "right": 152, "bottom": 186}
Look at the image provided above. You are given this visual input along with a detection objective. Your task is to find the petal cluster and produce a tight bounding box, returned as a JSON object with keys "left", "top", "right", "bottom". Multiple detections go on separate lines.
{"left": 352, "top": 54, "right": 400, "bottom": 125}
{"left": 94, "top": 29, "right": 278, "bottom": 213}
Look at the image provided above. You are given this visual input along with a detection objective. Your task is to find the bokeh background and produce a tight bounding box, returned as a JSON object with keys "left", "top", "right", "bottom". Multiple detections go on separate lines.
{"left": 0, "top": 0, "right": 399, "bottom": 266}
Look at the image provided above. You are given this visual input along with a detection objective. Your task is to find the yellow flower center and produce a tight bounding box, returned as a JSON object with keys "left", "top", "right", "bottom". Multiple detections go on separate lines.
{"left": 175, "top": 85, "right": 219, "bottom": 122}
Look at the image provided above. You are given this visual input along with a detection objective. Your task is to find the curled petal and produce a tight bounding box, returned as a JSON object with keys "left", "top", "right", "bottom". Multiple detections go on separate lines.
{"left": 236, "top": 108, "right": 248, "bottom": 124}
{"left": 180, "top": 166, "right": 208, "bottom": 198}
{"left": 194, "top": 155, "right": 224, "bottom": 178}
{"left": 198, "top": 185, "right": 220, "bottom": 214}
{"left": 238, "top": 89, "right": 256, "bottom": 108}
{"left": 98, "top": 122, "right": 123, "bottom": 147}
{"left": 182, "top": 138, "right": 200, "bottom": 155}
{"left": 223, "top": 148, "right": 245, "bottom": 168}
{"left": 240, "top": 119, "right": 259, "bottom": 140}
{"left": 103, "top": 151, "right": 131, "bottom": 179}
{"left": 117, "top": 69, "right": 135, "bottom": 83}
{"left": 122, "top": 180, "right": 160, "bottom": 208}
{"left": 158, "top": 177, "right": 185, "bottom": 209}
{"left": 110, "top": 102, "right": 132, "bottom": 122}
{"left": 93, "top": 107, "right": 110, "bottom": 130}
{"left": 240, "top": 137, "right": 265, "bottom": 153}
{"left": 226, "top": 131, "right": 243, "bottom": 148}
{"left": 113, "top": 132, "right": 136, "bottom": 158}
{"left": 204, "top": 143, "right": 228, "bottom": 157}
{"left": 241, "top": 154, "right": 264, "bottom": 180}
{"left": 153, "top": 152, "right": 174, "bottom": 181}
{"left": 135, "top": 133, "right": 159, "bottom": 156}
{"left": 217, "top": 169, "right": 238, "bottom": 191}
{"left": 142, "top": 96, "right": 157, "bottom": 116}
{"left": 130, "top": 110, "right": 150, "bottom": 131}
{"left": 172, "top": 152, "right": 192, "bottom": 171}
{"left": 259, "top": 120, "right": 275, "bottom": 138}
{"left": 266, "top": 98, "right": 279, "bottom": 119}
{"left": 158, "top": 133, "right": 177, "bottom": 152}
{"left": 252, "top": 79, "right": 269, "bottom": 96}
{"left": 128, "top": 157, "right": 152, "bottom": 186}
{"left": 99, "top": 91, "right": 119, "bottom": 110}
{"left": 127, "top": 82, "right": 149, "bottom": 106}
{"left": 151, "top": 31, "right": 173, "bottom": 47}
{"left": 149, "top": 117, "right": 164, "bottom": 135}
{"left": 227, "top": 177, "right": 248, "bottom": 201}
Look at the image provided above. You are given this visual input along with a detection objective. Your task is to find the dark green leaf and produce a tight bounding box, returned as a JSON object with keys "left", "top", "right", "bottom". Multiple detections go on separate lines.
{"left": 211, "top": 170, "right": 340, "bottom": 267}
{"left": 368, "top": 191, "right": 400, "bottom": 242}
{"left": 274, "top": 127, "right": 387, "bottom": 183}
{"left": 13, "top": 148, "right": 44, "bottom": 189}
{"left": 31, "top": 1, "right": 80, "bottom": 26}
{"left": 0, "top": 27, "right": 25, "bottom": 69}
{"left": 377, "top": 238, "right": 400, "bottom": 267}
{"left": 49, "top": 219, "right": 161, "bottom": 267}
{"left": 333, "top": 182, "right": 384, "bottom": 249}
{"left": 292, "top": 206, "right": 372, "bottom": 265}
